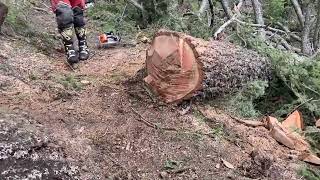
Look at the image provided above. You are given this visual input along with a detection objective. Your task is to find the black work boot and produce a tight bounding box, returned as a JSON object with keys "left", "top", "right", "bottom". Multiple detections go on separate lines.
{"left": 60, "top": 27, "right": 79, "bottom": 64}
{"left": 75, "top": 27, "right": 90, "bottom": 61}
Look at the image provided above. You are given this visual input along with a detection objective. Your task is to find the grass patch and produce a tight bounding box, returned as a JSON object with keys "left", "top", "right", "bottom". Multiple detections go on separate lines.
{"left": 57, "top": 74, "right": 83, "bottom": 91}
{"left": 299, "top": 166, "right": 320, "bottom": 180}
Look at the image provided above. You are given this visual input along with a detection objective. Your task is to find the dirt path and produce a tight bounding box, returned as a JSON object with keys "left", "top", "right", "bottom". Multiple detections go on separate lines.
{"left": 0, "top": 7, "right": 303, "bottom": 180}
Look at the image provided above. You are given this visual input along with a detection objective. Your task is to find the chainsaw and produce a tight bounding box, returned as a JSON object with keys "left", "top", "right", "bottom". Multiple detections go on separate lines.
{"left": 98, "top": 31, "right": 121, "bottom": 48}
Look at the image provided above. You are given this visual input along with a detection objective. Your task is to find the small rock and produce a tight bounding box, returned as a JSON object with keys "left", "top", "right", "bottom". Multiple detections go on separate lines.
{"left": 80, "top": 80, "right": 91, "bottom": 85}
{"left": 215, "top": 163, "right": 220, "bottom": 169}
{"left": 316, "top": 119, "right": 320, "bottom": 128}
{"left": 159, "top": 171, "right": 168, "bottom": 179}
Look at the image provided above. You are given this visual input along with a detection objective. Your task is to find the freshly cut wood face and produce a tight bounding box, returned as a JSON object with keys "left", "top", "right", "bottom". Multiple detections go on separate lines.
{"left": 282, "top": 110, "right": 304, "bottom": 131}
{"left": 144, "top": 33, "right": 203, "bottom": 103}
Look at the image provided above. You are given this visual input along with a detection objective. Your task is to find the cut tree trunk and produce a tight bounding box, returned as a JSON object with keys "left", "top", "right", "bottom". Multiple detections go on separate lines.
{"left": 0, "top": 2, "right": 8, "bottom": 30}
{"left": 144, "top": 30, "right": 271, "bottom": 103}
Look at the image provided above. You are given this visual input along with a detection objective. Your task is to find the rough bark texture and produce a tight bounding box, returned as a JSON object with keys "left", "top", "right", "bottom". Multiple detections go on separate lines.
{"left": 251, "top": 0, "right": 265, "bottom": 40}
{"left": 220, "top": 0, "right": 232, "bottom": 19}
{"left": 313, "top": 1, "right": 320, "bottom": 50}
{"left": 144, "top": 30, "right": 271, "bottom": 103}
{"left": 290, "top": 0, "right": 304, "bottom": 27}
{"left": 199, "top": 0, "right": 209, "bottom": 14}
{"left": 0, "top": 2, "right": 8, "bottom": 30}
{"left": 301, "top": 2, "right": 312, "bottom": 55}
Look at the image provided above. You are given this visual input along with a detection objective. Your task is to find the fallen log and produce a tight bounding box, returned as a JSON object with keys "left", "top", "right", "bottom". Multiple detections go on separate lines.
{"left": 0, "top": 2, "right": 8, "bottom": 30}
{"left": 144, "top": 30, "right": 271, "bottom": 103}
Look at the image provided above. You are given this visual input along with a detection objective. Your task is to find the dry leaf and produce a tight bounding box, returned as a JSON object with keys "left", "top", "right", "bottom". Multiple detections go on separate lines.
{"left": 316, "top": 119, "right": 320, "bottom": 128}
{"left": 282, "top": 110, "right": 304, "bottom": 131}
{"left": 221, "top": 158, "right": 235, "bottom": 169}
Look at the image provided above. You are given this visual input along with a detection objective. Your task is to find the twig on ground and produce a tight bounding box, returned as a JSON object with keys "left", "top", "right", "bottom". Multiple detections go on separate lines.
{"left": 166, "top": 166, "right": 194, "bottom": 174}
{"left": 130, "top": 107, "right": 178, "bottom": 131}
{"left": 227, "top": 114, "right": 265, "bottom": 127}
{"left": 32, "top": 6, "right": 49, "bottom": 13}
{"left": 142, "top": 84, "right": 156, "bottom": 103}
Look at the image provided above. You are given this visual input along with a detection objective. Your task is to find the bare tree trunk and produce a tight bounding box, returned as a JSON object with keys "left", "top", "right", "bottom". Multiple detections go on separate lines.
{"left": 290, "top": 0, "right": 304, "bottom": 27}
{"left": 199, "top": 0, "right": 209, "bottom": 14}
{"left": 251, "top": 0, "right": 265, "bottom": 40}
{"left": 301, "top": 3, "right": 313, "bottom": 55}
{"left": 0, "top": 2, "right": 8, "bottom": 30}
{"left": 313, "top": 1, "right": 320, "bottom": 51}
{"left": 220, "top": 0, "right": 232, "bottom": 19}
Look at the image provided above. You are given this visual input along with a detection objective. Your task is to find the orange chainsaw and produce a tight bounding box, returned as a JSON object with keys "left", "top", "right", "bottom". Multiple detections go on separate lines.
{"left": 98, "top": 31, "right": 121, "bottom": 48}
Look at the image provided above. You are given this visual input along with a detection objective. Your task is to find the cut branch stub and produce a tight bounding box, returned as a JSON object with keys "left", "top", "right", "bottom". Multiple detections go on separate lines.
{"left": 144, "top": 31, "right": 204, "bottom": 103}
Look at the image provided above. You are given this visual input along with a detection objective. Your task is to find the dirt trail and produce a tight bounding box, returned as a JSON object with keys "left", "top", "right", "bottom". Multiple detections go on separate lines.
{"left": 0, "top": 7, "right": 303, "bottom": 180}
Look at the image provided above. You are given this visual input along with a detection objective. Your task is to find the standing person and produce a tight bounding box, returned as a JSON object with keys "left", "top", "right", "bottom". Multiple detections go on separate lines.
{"left": 51, "top": 0, "right": 90, "bottom": 64}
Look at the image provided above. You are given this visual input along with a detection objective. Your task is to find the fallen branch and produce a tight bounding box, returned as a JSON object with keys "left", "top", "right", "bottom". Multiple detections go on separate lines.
{"left": 213, "top": 0, "right": 243, "bottom": 39}
{"left": 166, "top": 166, "right": 194, "bottom": 174}
{"left": 32, "top": 6, "right": 49, "bottom": 13}
{"left": 276, "top": 22, "right": 302, "bottom": 42}
{"left": 266, "top": 31, "right": 301, "bottom": 53}
{"left": 227, "top": 114, "right": 265, "bottom": 127}
{"left": 214, "top": 16, "right": 236, "bottom": 39}
{"left": 127, "top": 0, "right": 144, "bottom": 11}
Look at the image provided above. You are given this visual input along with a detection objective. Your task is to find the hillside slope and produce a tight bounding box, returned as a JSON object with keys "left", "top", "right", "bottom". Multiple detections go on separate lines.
{"left": 0, "top": 6, "right": 303, "bottom": 180}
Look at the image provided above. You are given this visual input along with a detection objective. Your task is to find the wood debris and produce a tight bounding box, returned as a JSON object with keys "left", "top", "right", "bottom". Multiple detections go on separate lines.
{"left": 282, "top": 110, "right": 304, "bottom": 131}
{"left": 221, "top": 158, "right": 235, "bottom": 169}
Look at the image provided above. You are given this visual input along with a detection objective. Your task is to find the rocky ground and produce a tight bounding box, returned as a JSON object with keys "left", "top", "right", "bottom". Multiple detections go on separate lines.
{"left": 0, "top": 4, "right": 307, "bottom": 180}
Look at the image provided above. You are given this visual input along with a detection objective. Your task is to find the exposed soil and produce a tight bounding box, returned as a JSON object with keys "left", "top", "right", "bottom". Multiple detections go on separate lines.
{"left": 0, "top": 5, "right": 304, "bottom": 180}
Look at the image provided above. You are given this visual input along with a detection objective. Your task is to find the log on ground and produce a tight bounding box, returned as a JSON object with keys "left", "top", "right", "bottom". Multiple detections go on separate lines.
{"left": 144, "top": 30, "right": 271, "bottom": 103}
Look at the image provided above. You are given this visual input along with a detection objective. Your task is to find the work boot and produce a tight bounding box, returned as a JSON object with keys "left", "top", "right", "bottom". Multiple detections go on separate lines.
{"left": 75, "top": 27, "right": 90, "bottom": 61}
{"left": 60, "top": 27, "right": 79, "bottom": 64}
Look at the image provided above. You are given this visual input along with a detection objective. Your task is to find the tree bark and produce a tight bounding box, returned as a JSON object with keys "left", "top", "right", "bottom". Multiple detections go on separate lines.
{"left": 199, "top": 0, "right": 209, "bottom": 15}
{"left": 290, "top": 0, "right": 304, "bottom": 27}
{"left": 220, "top": 0, "right": 232, "bottom": 19}
{"left": 251, "top": 0, "right": 265, "bottom": 40}
{"left": 313, "top": 1, "right": 320, "bottom": 51}
{"left": 301, "top": 2, "right": 313, "bottom": 55}
{"left": 0, "top": 2, "right": 8, "bottom": 30}
{"left": 144, "top": 30, "right": 271, "bottom": 103}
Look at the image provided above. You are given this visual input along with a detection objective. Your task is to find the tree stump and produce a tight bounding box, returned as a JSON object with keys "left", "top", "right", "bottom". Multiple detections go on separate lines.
{"left": 144, "top": 30, "right": 271, "bottom": 103}
{"left": 0, "top": 2, "right": 8, "bottom": 30}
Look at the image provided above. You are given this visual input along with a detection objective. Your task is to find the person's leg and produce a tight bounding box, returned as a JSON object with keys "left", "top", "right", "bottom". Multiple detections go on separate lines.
{"left": 51, "top": 0, "right": 79, "bottom": 64}
{"left": 71, "top": 0, "right": 89, "bottom": 60}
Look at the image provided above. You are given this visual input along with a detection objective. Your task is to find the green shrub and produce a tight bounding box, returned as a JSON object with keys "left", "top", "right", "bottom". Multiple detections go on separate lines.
{"left": 265, "top": 0, "right": 286, "bottom": 23}
{"left": 216, "top": 80, "right": 269, "bottom": 118}
{"left": 299, "top": 166, "right": 320, "bottom": 180}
